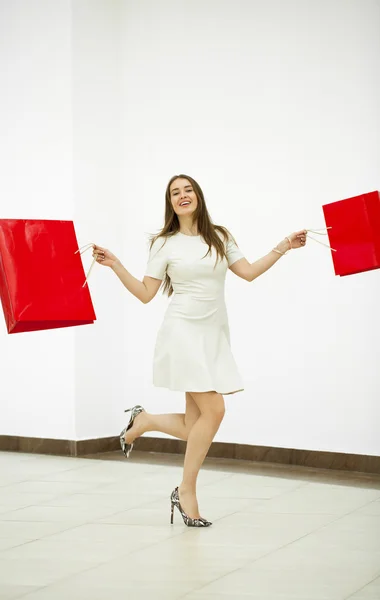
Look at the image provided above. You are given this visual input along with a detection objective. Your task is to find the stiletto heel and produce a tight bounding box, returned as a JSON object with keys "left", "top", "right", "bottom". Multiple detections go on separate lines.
{"left": 119, "top": 405, "right": 144, "bottom": 459}
{"left": 170, "top": 487, "right": 212, "bottom": 527}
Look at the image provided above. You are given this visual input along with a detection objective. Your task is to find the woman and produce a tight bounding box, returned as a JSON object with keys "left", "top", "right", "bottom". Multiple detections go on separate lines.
{"left": 92, "top": 174, "right": 307, "bottom": 527}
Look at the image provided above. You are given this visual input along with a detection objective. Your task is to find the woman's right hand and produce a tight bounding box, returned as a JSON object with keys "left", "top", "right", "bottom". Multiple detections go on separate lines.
{"left": 92, "top": 244, "right": 119, "bottom": 268}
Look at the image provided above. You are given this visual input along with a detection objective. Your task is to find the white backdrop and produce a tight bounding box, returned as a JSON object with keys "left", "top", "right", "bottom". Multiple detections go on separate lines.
{"left": 0, "top": 0, "right": 379, "bottom": 456}
{"left": 0, "top": 0, "right": 127, "bottom": 441}
{"left": 0, "top": 0, "right": 76, "bottom": 439}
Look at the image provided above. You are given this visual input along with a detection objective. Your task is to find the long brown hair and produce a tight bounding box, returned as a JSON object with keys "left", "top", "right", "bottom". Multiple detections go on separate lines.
{"left": 149, "top": 174, "right": 237, "bottom": 297}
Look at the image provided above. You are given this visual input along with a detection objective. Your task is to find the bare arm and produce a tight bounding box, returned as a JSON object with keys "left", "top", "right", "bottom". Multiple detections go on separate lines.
{"left": 229, "top": 252, "right": 283, "bottom": 282}
{"left": 92, "top": 245, "right": 162, "bottom": 304}
{"left": 229, "top": 230, "right": 307, "bottom": 282}
{"left": 111, "top": 261, "right": 162, "bottom": 303}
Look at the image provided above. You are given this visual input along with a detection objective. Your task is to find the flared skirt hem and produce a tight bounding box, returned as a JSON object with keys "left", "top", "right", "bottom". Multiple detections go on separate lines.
{"left": 152, "top": 382, "right": 244, "bottom": 396}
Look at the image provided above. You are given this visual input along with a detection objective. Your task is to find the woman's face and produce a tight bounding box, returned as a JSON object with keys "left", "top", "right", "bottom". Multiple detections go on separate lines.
{"left": 170, "top": 178, "right": 198, "bottom": 216}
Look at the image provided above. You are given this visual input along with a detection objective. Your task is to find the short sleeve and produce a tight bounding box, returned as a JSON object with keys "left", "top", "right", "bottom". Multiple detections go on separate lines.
{"left": 144, "top": 237, "right": 168, "bottom": 280}
{"left": 226, "top": 234, "right": 245, "bottom": 267}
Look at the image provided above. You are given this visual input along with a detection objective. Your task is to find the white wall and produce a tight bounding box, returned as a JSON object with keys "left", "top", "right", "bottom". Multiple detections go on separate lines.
{"left": 0, "top": 0, "right": 76, "bottom": 439}
{"left": 1, "top": 0, "right": 379, "bottom": 456}
{"left": 0, "top": 0, "right": 126, "bottom": 440}
{"left": 121, "top": 0, "right": 380, "bottom": 456}
{"left": 71, "top": 0, "right": 126, "bottom": 440}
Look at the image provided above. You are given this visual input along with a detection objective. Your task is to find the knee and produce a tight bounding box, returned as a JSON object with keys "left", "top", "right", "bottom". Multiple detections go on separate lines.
{"left": 205, "top": 397, "right": 225, "bottom": 424}
{"left": 215, "top": 403, "right": 226, "bottom": 423}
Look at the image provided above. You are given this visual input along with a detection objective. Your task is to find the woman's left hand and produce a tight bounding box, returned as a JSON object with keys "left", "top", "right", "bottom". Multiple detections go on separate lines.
{"left": 277, "top": 230, "right": 307, "bottom": 254}
{"left": 288, "top": 229, "right": 307, "bottom": 250}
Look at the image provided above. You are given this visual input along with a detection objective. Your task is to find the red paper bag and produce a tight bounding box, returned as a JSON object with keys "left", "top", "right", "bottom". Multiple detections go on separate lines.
{"left": 322, "top": 191, "right": 380, "bottom": 276}
{"left": 0, "top": 219, "right": 96, "bottom": 334}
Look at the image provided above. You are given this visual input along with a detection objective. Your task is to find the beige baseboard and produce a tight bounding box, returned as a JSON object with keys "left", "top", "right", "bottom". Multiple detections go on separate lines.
{"left": 1, "top": 434, "right": 380, "bottom": 475}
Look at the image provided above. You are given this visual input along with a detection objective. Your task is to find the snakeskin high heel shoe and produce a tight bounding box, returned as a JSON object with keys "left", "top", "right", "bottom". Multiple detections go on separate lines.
{"left": 170, "top": 487, "right": 212, "bottom": 527}
{"left": 119, "top": 405, "right": 144, "bottom": 459}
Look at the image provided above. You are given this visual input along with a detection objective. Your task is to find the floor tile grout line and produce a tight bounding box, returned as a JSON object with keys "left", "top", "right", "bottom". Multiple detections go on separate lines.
{"left": 0, "top": 498, "right": 152, "bottom": 558}
{"left": 0, "top": 484, "right": 184, "bottom": 517}
{"left": 0, "top": 485, "right": 123, "bottom": 520}
{"left": 197, "top": 479, "right": 310, "bottom": 506}
{"left": 0, "top": 499, "right": 176, "bottom": 554}
{"left": 157, "top": 509, "right": 360, "bottom": 599}
{"left": 182, "top": 502, "right": 371, "bottom": 596}
{"left": 214, "top": 504, "right": 380, "bottom": 591}
{"left": 344, "top": 570, "right": 380, "bottom": 600}
{"left": 3, "top": 451, "right": 380, "bottom": 599}
{"left": 0, "top": 470, "right": 169, "bottom": 506}
{"left": 352, "top": 495, "right": 380, "bottom": 515}
{"left": 3, "top": 476, "right": 378, "bottom": 507}
{"left": 0, "top": 496, "right": 195, "bottom": 558}
{"left": 0, "top": 538, "right": 38, "bottom": 557}
{"left": 307, "top": 494, "right": 380, "bottom": 537}
{"left": 8, "top": 529, "right": 192, "bottom": 600}
{"left": 0, "top": 518, "right": 96, "bottom": 559}
{"left": 174, "top": 554, "right": 271, "bottom": 599}
{"left": 3, "top": 479, "right": 377, "bottom": 537}
{"left": 201, "top": 473, "right": 311, "bottom": 490}
{"left": 241, "top": 498, "right": 380, "bottom": 561}
{"left": 202, "top": 482, "right": 380, "bottom": 520}
{"left": 0, "top": 458, "right": 106, "bottom": 485}
{"left": 213, "top": 508, "right": 339, "bottom": 524}
{"left": 5, "top": 557, "right": 128, "bottom": 600}
{"left": 0, "top": 498, "right": 146, "bottom": 521}
{"left": 4, "top": 584, "right": 52, "bottom": 600}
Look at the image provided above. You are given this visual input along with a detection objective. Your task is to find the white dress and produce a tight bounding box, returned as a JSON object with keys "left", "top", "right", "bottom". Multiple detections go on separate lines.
{"left": 145, "top": 231, "right": 245, "bottom": 395}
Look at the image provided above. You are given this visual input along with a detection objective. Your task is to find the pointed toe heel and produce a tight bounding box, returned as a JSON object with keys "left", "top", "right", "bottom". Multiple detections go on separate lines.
{"left": 170, "top": 487, "right": 212, "bottom": 527}
{"left": 119, "top": 405, "right": 144, "bottom": 459}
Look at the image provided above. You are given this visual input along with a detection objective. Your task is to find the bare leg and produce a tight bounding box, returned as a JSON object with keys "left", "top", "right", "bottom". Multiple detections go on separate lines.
{"left": 123, "top": 391, "right": 224, "bottom": 520}
{"left": 124, "top": 392, "right": 200, "bottom": 444}
{"left": 179, "top": 391, "right": 225, "bottom": 519}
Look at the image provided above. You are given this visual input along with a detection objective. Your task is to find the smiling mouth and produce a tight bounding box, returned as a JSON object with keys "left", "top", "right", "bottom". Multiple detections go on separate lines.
{"left": 179, "top": 201, "right": 191, "bottom": 207}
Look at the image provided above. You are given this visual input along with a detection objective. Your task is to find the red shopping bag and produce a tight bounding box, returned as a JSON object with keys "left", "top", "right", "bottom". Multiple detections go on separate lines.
{"left": 0, "top": 219, "right": 96, "bottom": 334}
{"left": 322, "top": 191, "right": 380, "bottom": 276}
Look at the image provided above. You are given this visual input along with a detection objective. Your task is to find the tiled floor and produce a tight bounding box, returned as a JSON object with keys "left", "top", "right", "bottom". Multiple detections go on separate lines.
{"left": 0, "top": 450, "right": 380, "bottom": 600}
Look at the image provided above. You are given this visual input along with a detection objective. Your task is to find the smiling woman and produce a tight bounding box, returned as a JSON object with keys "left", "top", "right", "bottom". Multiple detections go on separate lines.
{"left": 91, "top": 173, "right": 307, "bottom": 527}
{"left": 172, "top": 182, "right": 195, "bottom": 210}
{"left": 151, "top": 174, "right": 244, "bottom": 300}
